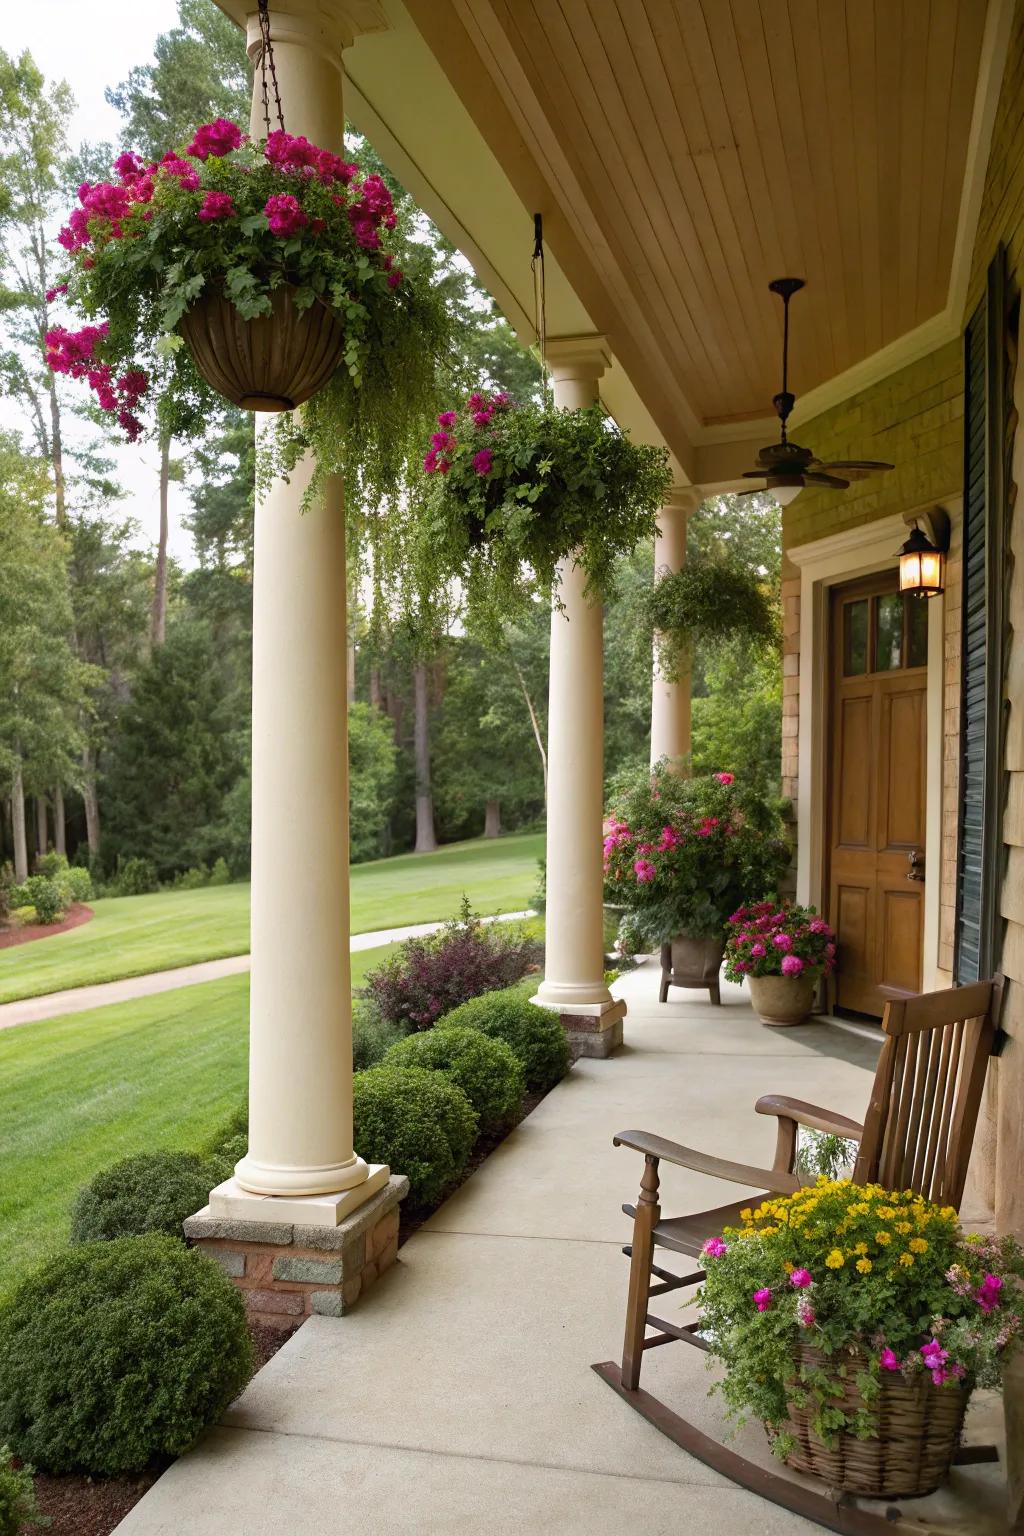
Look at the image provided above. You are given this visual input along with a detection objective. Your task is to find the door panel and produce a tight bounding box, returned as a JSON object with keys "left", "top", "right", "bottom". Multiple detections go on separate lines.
{"left": 827, "top": 574, "right": 928, "bottom": 1017}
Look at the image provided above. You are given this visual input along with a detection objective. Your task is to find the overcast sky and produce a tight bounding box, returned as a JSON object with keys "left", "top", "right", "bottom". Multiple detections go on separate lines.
{"left": 6, "top": 1, "right": 201, "bottom": 567}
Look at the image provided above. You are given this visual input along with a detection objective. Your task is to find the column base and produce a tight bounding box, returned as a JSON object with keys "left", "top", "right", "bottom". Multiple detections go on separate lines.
{"left": 210, "top": 1163, "right": 390, "bottom": 1227}
{"left": 184, "top": 1174, "right": 409, "bottom": 1329}
{"left": 534, "top": 994, "right": 627, "bottom": 1060}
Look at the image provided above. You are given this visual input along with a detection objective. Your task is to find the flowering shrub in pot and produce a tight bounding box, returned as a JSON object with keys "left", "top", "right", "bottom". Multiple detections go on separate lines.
{"left": 724, "top": 902, "right": 835, "bottom": 1025}
{"left": 698, "top": 1179, "right": 1024, "bottom": 1497}
{"left": 421, "top": 392, "right": 672, "bottom": 626}
{"left": 603, "top": 766, "right": 790, "bottom": 965}
{"left": 46, "top": 122, "right": 451, "bottom": 503}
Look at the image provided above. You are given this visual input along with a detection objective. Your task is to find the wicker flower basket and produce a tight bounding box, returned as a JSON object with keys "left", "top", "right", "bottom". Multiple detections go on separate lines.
{"left": 179, "top": 286, "right": 345, "bottom": 412}
{"left": 779, "top": 1344, "right": 969, "bottom": 1498}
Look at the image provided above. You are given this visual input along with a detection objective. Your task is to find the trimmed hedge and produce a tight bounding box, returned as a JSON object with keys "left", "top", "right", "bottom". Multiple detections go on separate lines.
{"left": 383, "top": 1025, "right": 524, "bottom": 1135}
{"left": 0, "top": 1235, "right": 253, "bottom": 1475}
{"left": 353, "top": 1065, "right": 477, "bottom": 1208}
{"left": 70, "top": 1151, "right": 220, "bottom": 1244}
{"left": 440, "top": 986, "right": 570, "bottom": 1092}
{"left": 352, "top": 1001, "right": 405, "bottom": 1071}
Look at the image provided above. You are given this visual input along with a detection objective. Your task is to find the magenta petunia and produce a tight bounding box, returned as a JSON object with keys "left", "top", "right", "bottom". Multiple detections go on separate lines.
{"left": 187, "top": 118, "right": 243, "bottom": 160}
{"left": 633, "top": 859, "right": 656, "bottom": 883}
{"left": 714, "top": 771, "right": 735, "bottom": 785}
{"left": 753, "top": 1288, "right": 773, "bottom": 1313}
{"left": 473, "top": 448, "right": 493, "bottom": 476}
{"left": 701, "top": 1237, "right": 727, "bottom": 1258}
{"left": 780, "top": 953, "right": 804, "bottom": 976}
{"left": 264, "top": 193, "right": 308, "bottom": 236}
{"left": 197, "top": 191, "right": 235, "bottom": 221}
{"left": 789, "top": 1268, "right": 813, "bottom": 1289}
{"left": 879, "top": 1347, "right": 901, "bottom": 1371}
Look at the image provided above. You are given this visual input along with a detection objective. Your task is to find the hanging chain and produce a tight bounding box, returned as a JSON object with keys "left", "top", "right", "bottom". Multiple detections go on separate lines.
{"left": 531, "top": 212, "right": 549, "bottom": 406}
{"left": 257, "top": 0, "right": 286, "bottom": 136}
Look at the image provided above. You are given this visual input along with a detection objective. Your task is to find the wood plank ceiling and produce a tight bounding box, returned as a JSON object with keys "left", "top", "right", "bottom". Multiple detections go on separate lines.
{"left": 430, "top": 0, "right": 989, "bottom": 429}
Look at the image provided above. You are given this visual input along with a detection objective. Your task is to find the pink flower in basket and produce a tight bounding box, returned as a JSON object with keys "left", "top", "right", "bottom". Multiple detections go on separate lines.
{"left": 753, "top": 1288, "right": 773, "bottom": 1313}
{"left": 780, "top": 954, "right": 804, "bottom": 977}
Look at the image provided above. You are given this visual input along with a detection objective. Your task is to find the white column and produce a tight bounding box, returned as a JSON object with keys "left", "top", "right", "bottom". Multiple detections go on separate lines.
{"left": 650, "top": 488, "right": 701, "bottom": 769}
{"left": 533, "top": 338, "right": 624, "bottom": 1046}
{"left": 224, "top": 6, "right": 385, "bottom": 1218}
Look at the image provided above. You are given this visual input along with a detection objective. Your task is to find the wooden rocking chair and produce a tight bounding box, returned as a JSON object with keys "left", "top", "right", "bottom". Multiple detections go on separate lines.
{"left": 594, "top": 977, "right": 1006, "bottom": 1535}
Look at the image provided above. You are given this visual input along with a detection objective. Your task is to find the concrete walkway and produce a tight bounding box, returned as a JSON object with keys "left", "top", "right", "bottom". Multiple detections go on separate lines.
{"left": 0, "top": 911, "right": 532, "bottom": 1032}
{"left": 117, "top": 963, "right": 884, "bottom": 1535}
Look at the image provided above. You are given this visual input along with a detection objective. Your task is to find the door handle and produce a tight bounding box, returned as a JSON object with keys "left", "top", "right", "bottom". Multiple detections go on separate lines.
{"left": 906, "top": 850, "right": 925, "bottom": 883}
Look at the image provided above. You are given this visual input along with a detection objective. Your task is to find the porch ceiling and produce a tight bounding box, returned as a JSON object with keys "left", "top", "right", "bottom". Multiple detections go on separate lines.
{"left": 218, "top": 0, "right": 1009, "bottom": 485}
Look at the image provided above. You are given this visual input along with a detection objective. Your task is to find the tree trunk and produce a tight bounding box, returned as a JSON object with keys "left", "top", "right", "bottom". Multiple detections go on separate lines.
{"left": 151, "top": 433, "right": 171, "bottom": 648}
{"left": 48, "top": 373, "right": 67, "bottom": 527}
{"left": 35, "top": 796, "right": 48, "bottom": 858}
{"left": 81, "top": 745, "right": 101, "bottom": 858}
{"left": 347, "top": 639, "right": 356, "bottom": 703}
{"left": 369, "top": 666, "right": 382, "bottom": 709}
{"left": 511, "top": 654, "right": 547, "bottom": 801}
{"left": 484, "top": 798, "right": 502, "bottom": 838}
{"left": 12, "top": 766, "right": 28, "bottom": 884}
{"left": 413, "top": 661, "right": 437, "bottom": 853}
{"left": 53, "top": 785, "right": 66, "bottom": 856}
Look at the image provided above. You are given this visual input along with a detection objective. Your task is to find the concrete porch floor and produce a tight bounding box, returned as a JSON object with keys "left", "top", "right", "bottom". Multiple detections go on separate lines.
{"left": 118, "top": 963, "right": 884, "bottom": 1535}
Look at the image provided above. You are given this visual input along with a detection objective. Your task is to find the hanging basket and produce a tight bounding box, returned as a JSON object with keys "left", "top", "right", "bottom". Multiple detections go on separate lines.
{"left": 178, "top": 286, "right": 346, "bottom": 412}
{"left": 777, "top": 1344, "right": 969, "bottom": 1498}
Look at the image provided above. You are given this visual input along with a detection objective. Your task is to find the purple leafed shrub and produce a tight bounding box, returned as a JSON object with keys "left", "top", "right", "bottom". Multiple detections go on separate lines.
{"left": 362, "top": 898, "right": 542, "bottom": 1030}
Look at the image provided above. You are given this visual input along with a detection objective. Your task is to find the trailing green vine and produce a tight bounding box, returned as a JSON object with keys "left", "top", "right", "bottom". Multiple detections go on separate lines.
{"left": 640, "top": 558, "right": 780, "bottom": 682}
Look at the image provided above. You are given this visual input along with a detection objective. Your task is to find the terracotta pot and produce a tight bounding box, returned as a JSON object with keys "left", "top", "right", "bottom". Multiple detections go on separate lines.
{"left": 748, "top": 971, "right": 815, "bottom": 1026}
{"left": 179, "top": 286, "right": 346, "bottom": 412}
{"left": 659, "top": 934, "right": 724, "bottom": 1005}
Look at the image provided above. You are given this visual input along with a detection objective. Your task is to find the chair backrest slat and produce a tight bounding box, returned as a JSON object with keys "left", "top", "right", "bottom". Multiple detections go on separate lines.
{"left": 853, "top": 978, "right": 1001, "bottom": 1210}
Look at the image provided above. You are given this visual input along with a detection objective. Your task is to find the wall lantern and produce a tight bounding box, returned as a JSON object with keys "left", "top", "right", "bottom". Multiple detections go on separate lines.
{"left": 898, "top": 508, "right": 950, "bottom": 599}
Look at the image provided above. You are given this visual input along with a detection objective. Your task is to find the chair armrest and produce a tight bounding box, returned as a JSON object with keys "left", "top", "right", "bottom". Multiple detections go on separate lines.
{"left": 612, "top": 1129, "right": 802, "bottom": 1194}
{"left": 754, "top": 1095, "right": 864, "bottom": 1141}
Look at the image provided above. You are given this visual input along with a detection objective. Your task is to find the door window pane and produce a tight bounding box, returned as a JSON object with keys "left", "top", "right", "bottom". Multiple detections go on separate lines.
{"left": 843, "top": 599, "right": 868, "bottom": 675}
{"left": 906, "top": 596, "right": 929, "bottom": 668}
{"left": 875, "top": 594, "right": 903, "bottom": 671}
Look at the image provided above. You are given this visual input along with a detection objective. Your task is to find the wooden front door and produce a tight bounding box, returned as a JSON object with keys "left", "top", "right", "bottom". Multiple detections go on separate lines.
{"left": 827, "top": 573, "right": 929, "bottom": 1017}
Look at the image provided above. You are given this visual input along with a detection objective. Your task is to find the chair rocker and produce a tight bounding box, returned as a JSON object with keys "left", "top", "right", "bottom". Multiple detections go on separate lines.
{"left": 593, "top": 978, "right": 1006, "bottom": 1535}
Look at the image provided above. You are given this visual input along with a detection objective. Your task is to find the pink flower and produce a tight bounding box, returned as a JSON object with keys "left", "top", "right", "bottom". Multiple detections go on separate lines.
{"left": 753, "top": 1288, "right": 773, "bottom": 1313}
{"left": 197, "top": 191, "right": 235, "bottom": 221}
{"left": 780, "top": 954, "right": 804, "bottom": 977}
{"left": 113, "top": 150, "right": 144, "bottom": 180}
{"left": 315, "top": 149, "right": 358, "bottom": 185}
{"left": 879, "top": 1347, "right": 901, "bottom": 1371}
{"left": 44, "top": 283, "right": 68, "bottom": 303}
{"left": 658, "top": 825, "right": 680, "bottom": 851}
{"left": 473, "top": 408, "right": 494, "bottom": 426}
{"left": 796, "top": 1297, "right": 816, "bottom": 1328}
{"left": 387, "top": 269, "right": 403, "bottom": 289}
{"left": 431, "top": 431, "right": 453, "bottom": 450}
{"left": 58, "top": 208, "right": 91, "bottom": 250}
{"left": 633, "top": 859, "right": 656, "bottom": 883}
{"left": 772, "top": 932, "right": 793, "bottom": 951}
{"left": 423, "top": 449, "right": 440, "bottom": 473}
{"left": 714, "top": 772, "right": 735, "bottom": 785}
{"left": 264, "top": 194, "right": 308, "bottom": 236}
{"left": 187, "top": 118, "right": 243, "bottom": 160}
{"left": 45, "top": 323, "right": 108, "bottom": 376}
{"left": 750, "top": 941, "right": 766, "bottom": 958}
{"left": 264, "top": 129, "right": 320, "bottom": 172}
{"left": 975, "top": 1274, "right": 1004, "bottom": 1314}
{"left": 159, "top": 153, "right": 201, "bottom": 190}
{"left": 438, "top": 411, "right": 457, "bottom": 428}
{"left": 702, "top": 1237, "right": 727, "bottom": 1258}
{"left": 809, "top": 918, "right": 830, "bottom": 935}
{"left": 473, "top": 448, "right": 493, "bottom": 476}
{"left": 789, "top": 1268, "right": 813, "bottom": 1289}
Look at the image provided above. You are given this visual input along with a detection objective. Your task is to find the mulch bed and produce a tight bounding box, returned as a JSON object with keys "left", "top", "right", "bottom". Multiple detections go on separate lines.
{"left": 0, "top": 903, "right": 93, "bottom": 950}
{"left": 23, "top": 1080, "right": 558, "bottom": 1534}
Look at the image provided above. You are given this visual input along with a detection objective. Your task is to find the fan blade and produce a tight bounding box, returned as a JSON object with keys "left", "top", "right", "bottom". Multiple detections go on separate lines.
{"left": 817, "top": 459, "right": 894, "bottom": 480}
{"left": 803, "top": 470, "right": 850, "bottom": 489}
{"left": 741, "top": 469, "right": 769, "bottom": 479}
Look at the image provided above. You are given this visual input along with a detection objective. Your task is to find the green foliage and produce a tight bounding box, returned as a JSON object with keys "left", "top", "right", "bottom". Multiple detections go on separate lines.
{"left": 0, "top": 867, "right": 11, "bottom": 927}
{"left": 20, "top": 877, "right": 62, "bottom": 926}
{"left": 198, "top": 1096, "right": 248, "bottom": 1175}
{"left": 116, "top": 856, "right": 158, "bottom": 896}
{"left": 351, "top": 1001, "right": 405, "bottom": 1072}
{"left": 795, "top": 1130, "right": 858, "bottom": 1182}
{"left": 691, "top": 641, "right": 782, "bottom": 793}
{"left": 209, "top": 856, "right": 231, "bottom": 886}
{"left": 604, "top": 765, "right": 790, "bottom": 943}
{"left": 353, "top": 1065, "right": 477, "bottom": 1208}
{"left": 175, "top": 863, "right": 210, "bottom": 889}
{"left": 349, "top": 701, "right": 399, "bottom": 862}
{"left": 698, "top": 1180, "right": 1024, "bottom": 1450}
{"left": 384, "top": 1024, "right": 524, "bottom": 1136}
{"left": 0, "top": 1233, "right": 253, "bottom": 1474}
{"left": 439, "top": 987, "right": 570, "bottom": 1093}
{"left": 0, "top": 1445, "right": 42, "bottom": 1536}
{"left": 641, "top": 558, "right": 779, "bottom": 683}
{"left": 422, "top": 396, "right": 672, "bottom": 629}
{"left": 70, "top": 1150, "right": 219, "bottom": 1243}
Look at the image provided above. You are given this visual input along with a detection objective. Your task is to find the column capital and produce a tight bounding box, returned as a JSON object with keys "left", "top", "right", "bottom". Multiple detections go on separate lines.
{"left": 546, "top": 334, "right": 611, "bottom": 384}
{"left": 244, "top": 1, "right": 387, "bottom": 68}
{"left": 663, "top": 486, "right": 703, "bottom": 516}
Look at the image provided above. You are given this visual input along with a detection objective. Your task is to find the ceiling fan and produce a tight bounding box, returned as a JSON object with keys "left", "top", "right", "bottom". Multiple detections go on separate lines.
{"left": 740, "top": 277, "right": 893, "bottom": 505}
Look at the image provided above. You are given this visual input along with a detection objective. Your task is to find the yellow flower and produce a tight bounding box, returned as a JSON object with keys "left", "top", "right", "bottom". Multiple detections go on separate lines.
{"left": 895, "top": 1222, "right": 912, "bottom": 1235}
{"left": 856, "top": 1257, "right": 873, "bottom": 1274}
{"left": 826, "top": 1249, "right": 845, "bottom": 1270}
{"left": 853, "top": 1242, "right": 869, "bottom": 1256}
{"left": 899, "top": 1252, "right": 914, "bottom": 1268}
{"left": 875, "top": 1231, "right": 892, "bottom": 1245}
{"left": 878, "top": 1207, "right": 896, "bottom": 1220}
{"left": 940, "top": 1206, "right": 957, "bottom": 1221}
{"left": 909, "top": 1237, "right": 928, "bottom": 1254}
{"left": 760, "top": 1225, "right": 779, "bottom": 1237}
{"left": 782, "top": 1261, "right": 794, "bottom": 1274}
{"left": 740, "top": 1209, "right": 753, "bottom": 1222}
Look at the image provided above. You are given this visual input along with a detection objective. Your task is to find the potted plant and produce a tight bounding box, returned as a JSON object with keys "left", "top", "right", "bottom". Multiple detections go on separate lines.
{"left": 698, "top": 1178, "right": 1024, "bottom": 1498}
{"left": 639, "top": 557, "right": 780, "bottom": 683}
{"left": 46, "top": 122, "right": 451, "bottom": 501}
{"left": 603, "top": 766, "right": 789, "bottom": 1003}
{"left": 724, "top": 901, "right": 835, "bottom": 1025}
{"left": 420, "top": 392, "right": 672, "bottom": 626}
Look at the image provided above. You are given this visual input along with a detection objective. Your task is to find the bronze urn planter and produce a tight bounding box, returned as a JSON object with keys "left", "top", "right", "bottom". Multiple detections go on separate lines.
{"left": 179, "top": 286, "right": 345, "bottom": 412}
{"left": 658, "top": 934, "right": 724, "bottom": 1005}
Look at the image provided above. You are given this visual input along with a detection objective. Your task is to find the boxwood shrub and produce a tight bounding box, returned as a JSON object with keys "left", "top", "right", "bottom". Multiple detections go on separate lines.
{"left": 0, "top": 1446, "right": 41, "bottom": 1536}
{"left": 353, "top": 1065, "right": 477, "bottom": 1208}
{"left": 440, "top": 986, "right": 570, "bottom": 1092}
{"left": 20, "top": 876, "right": 63, "bottom": 926}
{"left": 70, "top": 1151, "right": 220, "bottom": 1244}
{"left": 383, "top": 1026, "right": 524, "bottom": 1136}
{"left": 0, "top": 1234, "right": 253, "bottom": 1475}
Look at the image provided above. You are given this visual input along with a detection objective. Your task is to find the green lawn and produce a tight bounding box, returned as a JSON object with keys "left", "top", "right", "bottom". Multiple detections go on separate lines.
{"left": 0, "top": 943, "right": 398, "bottom": 1296}
{"left": 0, "top": 831, "right": 543, "bottom": 1005}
